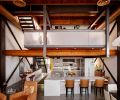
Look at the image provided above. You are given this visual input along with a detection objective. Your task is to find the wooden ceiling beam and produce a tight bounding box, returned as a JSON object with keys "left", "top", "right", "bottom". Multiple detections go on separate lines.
{"left": 97, "top": 7, "right": 120, "bottom": 29}
{"left": 15, "top": 13, "right": 97, "bottom": 17}
{"left": 3, "top": 49, "right": 117, "bottom": 57}
{"left": 40, "top": 19, "right": 93, "bottom": 25}
{"left": 49, "top": 13, "right": 97, "bottom": 17}
{"left": 0, "top": 5, "right": 21, "bottom": 29}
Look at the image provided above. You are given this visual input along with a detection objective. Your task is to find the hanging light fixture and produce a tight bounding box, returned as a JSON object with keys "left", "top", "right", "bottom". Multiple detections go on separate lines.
{"left": 97, "top": 0, "right": 110, "bottom": 6}
{"left": 13, "top": 0, "right": 26, "bottom": 7}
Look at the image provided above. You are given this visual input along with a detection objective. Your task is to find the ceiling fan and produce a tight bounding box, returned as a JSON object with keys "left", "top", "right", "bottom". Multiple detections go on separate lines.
{"left": 1, "top": 0, "right": 26, "bottom": 7}
{"left": 97, "top": 0, "right": 110, "bottom": 6}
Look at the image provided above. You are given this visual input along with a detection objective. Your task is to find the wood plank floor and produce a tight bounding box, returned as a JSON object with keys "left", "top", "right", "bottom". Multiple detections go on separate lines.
{"left": 37, "top": 84, "right": 105, "bottom": 100}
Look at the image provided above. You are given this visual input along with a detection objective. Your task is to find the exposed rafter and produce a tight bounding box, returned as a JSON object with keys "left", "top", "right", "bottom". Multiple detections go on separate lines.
{"left": 0, "top": 5, "right": 21, "bottom": 29}
{"left": 88, "top": 11, "right": 105, "bottom": 29}
{"left": 39, "top": 19, "right": 94, "bottom": 25}
{"left": 97, "top": 7, "right": 120, "bottom": 29}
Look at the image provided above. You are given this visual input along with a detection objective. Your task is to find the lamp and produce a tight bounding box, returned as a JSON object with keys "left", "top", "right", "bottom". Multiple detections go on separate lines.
{"left": 97, "top": 0, "right": 110, "bottom": 6}
{"left": 13, "top": 0, "right": 26, "bottom": 7}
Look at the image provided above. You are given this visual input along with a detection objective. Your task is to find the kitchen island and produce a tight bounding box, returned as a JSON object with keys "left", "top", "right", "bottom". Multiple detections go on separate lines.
{"left": 44, "top": 70, "right": 106, "bottom": 96}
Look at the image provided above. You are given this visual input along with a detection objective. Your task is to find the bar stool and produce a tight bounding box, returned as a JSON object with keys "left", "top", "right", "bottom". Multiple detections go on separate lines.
{"left": 94, "top": 79, "right": 104, "bottom": 95}
{"left": 65, "top": 80, "right": 74, "bottom": 97}
{"left": 79, "top": 79, "right": 89, "bottom": 95}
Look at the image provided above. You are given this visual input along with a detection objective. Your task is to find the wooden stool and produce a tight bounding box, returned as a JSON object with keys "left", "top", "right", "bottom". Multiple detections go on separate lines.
{"left": 79, "top": 79, "right": 89, "bottom": 95}
{"left": 94, "top": 79, "right": 104, "bottom": 95}
{"left": 65, "top": 80, "right": 74, "bottom": 97}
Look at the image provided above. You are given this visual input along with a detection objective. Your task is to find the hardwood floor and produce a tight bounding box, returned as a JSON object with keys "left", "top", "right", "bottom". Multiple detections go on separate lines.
{"left": 37, "top": 84, "right": 105, "bottom": 100}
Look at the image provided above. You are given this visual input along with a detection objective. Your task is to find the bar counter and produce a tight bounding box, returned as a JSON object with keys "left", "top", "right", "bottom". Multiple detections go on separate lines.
{"left": 44, "top": 70, "right": 107, "bottom": 96}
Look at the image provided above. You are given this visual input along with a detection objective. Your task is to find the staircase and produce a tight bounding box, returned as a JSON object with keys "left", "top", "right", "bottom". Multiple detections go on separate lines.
{"left": 36, "top": 57, "right": 47, "bottom": 73}
{"left": 18, "top": 16, "right": 35, "bottom": 31}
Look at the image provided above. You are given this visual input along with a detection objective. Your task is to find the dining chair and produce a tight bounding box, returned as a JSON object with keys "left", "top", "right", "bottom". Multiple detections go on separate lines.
{"left": 104, "top": 89, "right": 110, "bottom": 100}
{"left": 111, "top": 94, "right": 117, "bottom": 100}
{"left": 79, "top": 79, "right": 89, "bottom": 95}
{"left": 65, "top": 80, "right": 74, "bottom": 97}
{"left": 94, "top": 79, "right": 104, "bottom": 95}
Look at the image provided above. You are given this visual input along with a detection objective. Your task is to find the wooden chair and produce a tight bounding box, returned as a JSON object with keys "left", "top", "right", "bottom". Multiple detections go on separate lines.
{"left": 65, "top": 80, "right": 74, "bottom": 96}
{"left": 10, "top": 81, "right": 37, "bottom": 100}
{"left": 104, "top": 89, "right": 110, "bottom": 100}
{"left": 94, "top": 79, "right": 104, "bottom": 95}
{"left": 111, "top": 94, "right": 117, "bottom": 100}
{"left": 0, "top": 92, "right": 6, "bottom": 100}
{"left": 79, "top": 79, "right": 89, "bottom": 95}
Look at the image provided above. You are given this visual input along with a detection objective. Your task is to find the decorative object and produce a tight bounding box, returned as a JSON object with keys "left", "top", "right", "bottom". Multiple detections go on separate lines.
{"left": 95, "top": 65, "right": 104, "bottom": 76}
{"left": 13, "top": 0, "right": 26, "bottom": 7}
{"left": 97, "top": 0, "right": 110, "bottom": 6}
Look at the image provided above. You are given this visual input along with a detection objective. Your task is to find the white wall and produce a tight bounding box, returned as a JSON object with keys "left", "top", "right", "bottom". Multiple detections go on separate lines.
{"left": 104, "top": 21, "right": 117, "bottom": 83}
{"left": 5, "top": 21, "right": 32, "bottom": 86}
{"left": 104, "top": 57, "right": 117, "bottom": 83}
{"left": 96, "top": 21, "right": 117, "bottom": 83}
{"left": 85, "top": 58, "right": 95, "bottom": 77}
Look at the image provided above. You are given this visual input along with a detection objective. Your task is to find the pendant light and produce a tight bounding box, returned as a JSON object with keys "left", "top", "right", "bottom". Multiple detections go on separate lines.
{"left": 97, "top": 0, "right": 110, "bottom": 6}
{"left": 13, "top": 0, "right": 26, "bottom": 7}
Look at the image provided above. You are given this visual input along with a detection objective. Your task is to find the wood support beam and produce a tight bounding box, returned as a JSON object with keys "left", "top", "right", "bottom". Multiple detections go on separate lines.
{"left": 88, "top": 11, "right": 105, "bottom": 29}
{"left": 0, "top": 5, "right": 21, "bottom": 29}
{"left": 97, "top": 7, "right": 120, "bottom": 29}
{"left": 14, "top": 11, "right": 97, "bottom": 17}
{"left": 40, "top": 19, "right": 93, "bottom": 25}
{"left": 3, "top": 49, "right": 117, "bottom": 57}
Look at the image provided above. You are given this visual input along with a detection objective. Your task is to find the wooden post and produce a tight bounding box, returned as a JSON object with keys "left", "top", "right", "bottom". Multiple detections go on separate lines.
{"left": 0, "top": 16, "right": 6, "bottom": 92}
